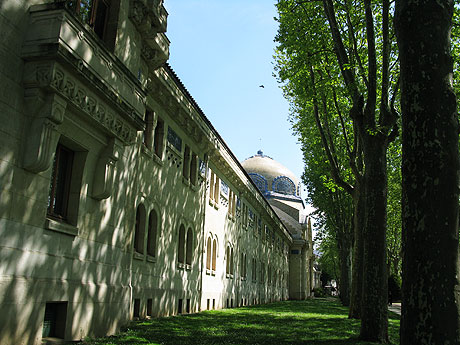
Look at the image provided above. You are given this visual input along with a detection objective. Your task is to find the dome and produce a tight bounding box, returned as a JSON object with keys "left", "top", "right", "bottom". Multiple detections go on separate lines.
{"left": 241, "top": 150, "right": 300, "bottom": 197}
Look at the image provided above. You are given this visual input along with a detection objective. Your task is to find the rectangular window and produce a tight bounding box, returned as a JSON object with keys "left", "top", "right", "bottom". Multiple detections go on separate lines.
{"left": 214, "top": 174, "right": 220, "bottom": 203}
{"left": 91, "top": 0, "right": 110, "bottom": 40}
{"left": 69, "top": 0, "right": 115, "bottom": 44}
{"left": 207, "top": 299, "right": 210, "bottom": 310}
{"left": 133, "top": 298, "right": 140, "bottom": 318}
{"left": 154, "top": 117, "right": 164, "bottom": 158}
{"left": 228, "top": 190, "right": 236, "bottom": 218}
{"left": 178, "top": 299, "right": 183, "bottom": 314}
{"left": 143, "top": 110, "right": 154, "bottom": 150}
{"left": 209, "top": 170, "right": 220, "bottom": 204}
{"left": 190, "top": 152, "right": 198, "bottom": 186}
{"left": 183, "top": 145, "right": 190, "bottom": 180}
{"left": 48, "top": 144, "right": 74, "bottom": 221}
{"left": 146, "top": 298, "right": 153, "bottom": 317}
{"left": 209, "top": 171, "right": 215, "bottom": 202}
{"left": 186, "top": 299, "right": 191, "bottom": 313}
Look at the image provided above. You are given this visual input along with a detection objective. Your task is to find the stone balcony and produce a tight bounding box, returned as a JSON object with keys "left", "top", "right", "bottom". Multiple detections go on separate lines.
{"left": 21, "top": 2, "right": 146, "bottom": 144}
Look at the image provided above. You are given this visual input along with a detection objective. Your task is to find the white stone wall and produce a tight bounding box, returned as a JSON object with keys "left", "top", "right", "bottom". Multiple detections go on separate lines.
{"left": 0, "top": 1, "right": 304, "bottom": 344}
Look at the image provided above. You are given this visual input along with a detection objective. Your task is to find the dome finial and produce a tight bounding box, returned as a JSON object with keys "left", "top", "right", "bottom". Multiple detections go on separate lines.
{"left": 257, "top": 149, "right": 264, "bottom": 156}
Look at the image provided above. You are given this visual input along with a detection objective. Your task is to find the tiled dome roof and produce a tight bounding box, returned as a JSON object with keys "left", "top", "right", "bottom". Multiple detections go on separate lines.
{"left": 241, "top": 151, "right": 299, "bottom": 196}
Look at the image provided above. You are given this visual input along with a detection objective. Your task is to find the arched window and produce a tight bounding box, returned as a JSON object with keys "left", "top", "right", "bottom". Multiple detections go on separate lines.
{"left": 268, "top": 264, "right": 271, "bottom": 284}
{"left": 134, "top": 204, "right": 146, "bottom": 254}
{"left": 240, "top": 253, "right": 247, "bottom": 279}
{"left": 212, "top": 239, "right": 217, "bottom": 271}
{"left": 248, "top": 173, "right": 268, "bottom": 193}
{"left": 226, "top": 245, "right": 230, "bottom": 274}
{"left": 272, "top": 176, "right": 296, "bottom": 195}
{"left": 230, "top": 247, "right": 234, "bottom": 275}
{"left": 178, "top": 225, "right": 185, "bottom": 264}
{"left": 244, "top": 254, "right": 247, "bottom": 278}
{"left": 186, "top": 228, "right": 193, "bottom": 266}
{"left": 206, "top": 237, "right": 212, "bottom": 270}
{"left": 241, "top": 252, "right": 244, "bottom": 278}
{"left": 147, "top": 209, "right": 157, "bottom": 257}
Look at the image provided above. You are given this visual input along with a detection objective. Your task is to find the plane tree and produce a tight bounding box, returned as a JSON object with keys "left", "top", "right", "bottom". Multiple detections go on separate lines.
{"left": 275, "top": 0, "right": 399, "bottom": 341}
{"left": 395, "top": 1, "right": 460, "bottom": 343}
{"left": 295, "top": 112, "right": 354, "bottom": 305}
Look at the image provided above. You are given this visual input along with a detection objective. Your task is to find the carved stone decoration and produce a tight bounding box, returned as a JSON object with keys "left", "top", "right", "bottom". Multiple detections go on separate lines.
{"left": 131, "top": 0, "right": 169, "bottom": 72}
{"left": 24, "top": 62, "right": 138, "bottom": 144}
{"left": 92, "top": 138, "right": 124, "bottom": 200}
{"left": 130, "top": 0, "right": 167, "bottom": 34}
{"left": 23, "top": 90, "right": 67, "bottom": 173}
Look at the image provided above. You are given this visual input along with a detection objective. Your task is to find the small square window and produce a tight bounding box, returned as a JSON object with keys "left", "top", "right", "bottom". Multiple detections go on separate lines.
{"left": 42, "top": 302, "right": 67, "bottom": 339}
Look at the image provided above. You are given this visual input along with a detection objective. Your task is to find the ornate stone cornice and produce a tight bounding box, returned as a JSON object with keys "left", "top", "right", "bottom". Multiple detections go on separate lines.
{"left": 24, "top": 61, "right": 138, "bottom": 144}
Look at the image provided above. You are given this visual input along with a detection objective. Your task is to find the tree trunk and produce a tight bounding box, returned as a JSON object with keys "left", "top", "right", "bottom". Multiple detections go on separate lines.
{"left": 338, "top": 237, "right": 352, "bottom": 306}
{"left": 349, "top": 186, "right": 365, "bottom": 319}
{"left": 395, "top": 1, "right": 460, "bottom": 344}
{"left": 360, "top": 137, "right": 389, "bottom": 342}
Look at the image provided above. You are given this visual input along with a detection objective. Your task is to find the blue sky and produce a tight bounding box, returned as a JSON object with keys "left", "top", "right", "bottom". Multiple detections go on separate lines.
{"left": 164, "top": 1, "right": 307, "bottom": 199}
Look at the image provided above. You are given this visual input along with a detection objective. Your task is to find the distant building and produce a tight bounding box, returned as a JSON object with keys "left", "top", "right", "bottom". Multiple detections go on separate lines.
{"left": 241, "top": 150, "right": 315, "bottom": 299}
{"left": 0, "top": 1, "right": 313, "bottom": 344}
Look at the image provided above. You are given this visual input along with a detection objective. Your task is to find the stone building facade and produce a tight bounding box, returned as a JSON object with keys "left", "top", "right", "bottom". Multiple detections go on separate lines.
{"left": 0, "top": 0, "right": 313, "bottom": 344}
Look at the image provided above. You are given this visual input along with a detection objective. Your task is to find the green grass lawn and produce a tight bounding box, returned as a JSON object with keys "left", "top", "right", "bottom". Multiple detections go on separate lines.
{"left": 84, "top": 298, "right": 400, "bottom": 345}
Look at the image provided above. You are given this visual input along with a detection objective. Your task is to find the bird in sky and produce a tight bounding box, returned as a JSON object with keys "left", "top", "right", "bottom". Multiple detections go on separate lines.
{"left": 259, "top": 85, "right": 265, "bottom": 88}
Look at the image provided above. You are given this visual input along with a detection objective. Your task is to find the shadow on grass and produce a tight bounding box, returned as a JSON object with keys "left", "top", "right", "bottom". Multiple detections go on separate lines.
{"left": 84, "top": 299, "right": 400, "bottom": 345}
